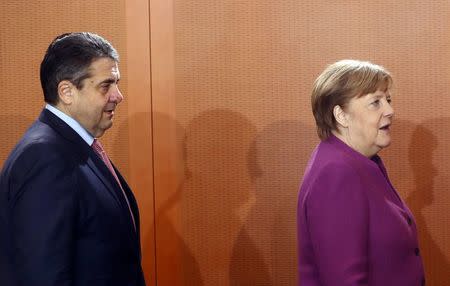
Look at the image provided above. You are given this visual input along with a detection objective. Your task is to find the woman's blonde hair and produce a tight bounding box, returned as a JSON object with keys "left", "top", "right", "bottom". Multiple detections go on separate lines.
{"left": 311, "top": 59, "right": 392, "bottom": 140}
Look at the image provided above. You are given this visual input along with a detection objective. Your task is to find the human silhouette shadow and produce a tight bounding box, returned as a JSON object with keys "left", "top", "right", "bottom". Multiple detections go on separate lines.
{"left": 182, "top": 109, "right": 256, "bottom": 286}
{"left": 153, "top": 112, "right": 203, "bottom": 286}
{"left": 114, "top": 111, "right": 202, "bottom": 285}
{"left": 409, "top": 119, "right": 450, "bottom": 285}
{"left": 230, "top": 120, "right": 317, "bottom": 286}
{"left": 383, "top": 118, "right": 450, "bottom": 285}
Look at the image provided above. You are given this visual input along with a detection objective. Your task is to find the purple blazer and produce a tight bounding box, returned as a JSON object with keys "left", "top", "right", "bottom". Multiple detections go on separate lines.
{"left": 297, "top": 135, "right": 425, "bottom": 286}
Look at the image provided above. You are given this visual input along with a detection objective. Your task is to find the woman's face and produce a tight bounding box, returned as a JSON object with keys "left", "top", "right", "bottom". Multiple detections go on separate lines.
{"left": 340, "top": 89, "right": 394, "bottom": 157}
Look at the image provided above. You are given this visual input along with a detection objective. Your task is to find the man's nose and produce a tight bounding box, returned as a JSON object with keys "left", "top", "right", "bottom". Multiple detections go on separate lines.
{"left": 110, "top": 85, "right": 123, "bottom": 103}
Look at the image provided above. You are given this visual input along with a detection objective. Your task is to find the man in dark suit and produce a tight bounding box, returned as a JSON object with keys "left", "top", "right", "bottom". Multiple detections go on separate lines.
{"left": 0, "top": 32, "right": 146, "bottom": 286}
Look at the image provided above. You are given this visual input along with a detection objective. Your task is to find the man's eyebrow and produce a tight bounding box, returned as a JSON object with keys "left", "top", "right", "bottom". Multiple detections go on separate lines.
{"left": 97, "top": 78, "right": 119, "bottom": 85}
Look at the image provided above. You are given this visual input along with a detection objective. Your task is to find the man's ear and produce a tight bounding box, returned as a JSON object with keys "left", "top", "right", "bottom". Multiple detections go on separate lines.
{"left": 57, "top": 80, "right": 75, "bottom": 105}
{"left": 333, "top": 105, "right": 348, "bottom": 128}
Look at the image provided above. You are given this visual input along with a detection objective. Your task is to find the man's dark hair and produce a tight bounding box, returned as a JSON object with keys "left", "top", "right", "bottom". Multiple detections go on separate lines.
{"left": 40, "top": 32, "right": 119, "bottom": 104}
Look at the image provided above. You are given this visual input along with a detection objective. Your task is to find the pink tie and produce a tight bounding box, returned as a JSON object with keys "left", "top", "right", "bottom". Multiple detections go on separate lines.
{"left": 92, "top": 139, "right": 136, "bottom": 231}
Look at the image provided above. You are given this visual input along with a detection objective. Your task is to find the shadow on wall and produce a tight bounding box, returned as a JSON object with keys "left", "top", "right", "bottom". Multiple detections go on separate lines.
{"left": 409, "top": 118, "right": 450, "bottom": 285}
{"left": 0, "top": 114, "right": 34, "bottom": 167}
{"left": 112, "top": 113, "right": 131, "bottom": 178}
{"left": 384, "top": 118, "right": 450, "bottom": 285}
{"left": 153, "top": 112, "right": 203, "bottom": 286}
{"left": 181, "top": 109, "right": 257, "bottom": 286}
{"left": 230, "top": 120, "right": 318, "bottom": 286}
{"left": 114, "top": 111, "right": 203, "bottom": 285}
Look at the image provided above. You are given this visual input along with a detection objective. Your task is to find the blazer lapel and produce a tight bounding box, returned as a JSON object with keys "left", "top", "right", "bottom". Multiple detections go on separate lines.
{"left": 86, "top": 155, "right": 140, "bottom": 250}
{"left": 86, "top": 155, "right": 126, "bottom": 213}
{"left": 39, "top": 109, "right": 139, "bottom": 250}
{"left": 113, "top": 164, "right": 141, "bottom": 253}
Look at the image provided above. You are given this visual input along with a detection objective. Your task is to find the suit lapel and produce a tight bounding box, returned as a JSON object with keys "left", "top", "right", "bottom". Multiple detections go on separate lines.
{"left": 39, "top": 109, "right": 139, "bottom": 250}
{"left": 113, "top": 165, "right": 141, "bottom": 240}
{"left": 112, "top": 164, "right": 141, "bottom": 253}
{"left": 86, "top": 155, "right": 127, "bottom": 213}
{"left": 87, "top": 156, "right": 140, "bottom": 248}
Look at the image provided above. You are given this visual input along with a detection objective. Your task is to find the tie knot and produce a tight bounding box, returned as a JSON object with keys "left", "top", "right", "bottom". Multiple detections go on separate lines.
{"left": 92, "top": 138, "right": 105, "bottom": 154}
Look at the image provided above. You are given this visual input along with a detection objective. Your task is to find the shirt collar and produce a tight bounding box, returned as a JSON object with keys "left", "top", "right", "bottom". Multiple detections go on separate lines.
{"left": 45, "top": 104, "right": 95, "bottom": 146}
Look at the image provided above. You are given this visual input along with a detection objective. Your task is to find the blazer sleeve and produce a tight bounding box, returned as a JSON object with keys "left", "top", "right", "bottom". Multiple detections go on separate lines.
{"left": 304, "top": 162, "right": 369, "bottom": 286}
{"left": 7, "top": 143, "right": 78, "bottom": 286}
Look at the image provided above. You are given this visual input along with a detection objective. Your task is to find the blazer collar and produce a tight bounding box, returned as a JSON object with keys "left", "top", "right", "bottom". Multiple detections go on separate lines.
{"left": 325, "top": 134, "right": 383, "bottom": 169}
{"left": 39, "top": 109, "right": 92, "bottom": 153}
{"left": 327, "top": 135, "right": 406, "bottom": 209}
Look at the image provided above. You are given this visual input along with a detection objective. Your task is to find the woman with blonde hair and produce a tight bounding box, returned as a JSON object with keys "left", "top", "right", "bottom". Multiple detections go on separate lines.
{"left": 297, "top": 60, "right": 425, "bottom": 285}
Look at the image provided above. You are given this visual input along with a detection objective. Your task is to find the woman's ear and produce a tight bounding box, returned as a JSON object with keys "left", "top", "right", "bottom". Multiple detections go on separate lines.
{"left": 333, "top": 105, "right": 348, "bottom": 128}
{"left": 57, "top": 80, "right": 74, "bottom": 105}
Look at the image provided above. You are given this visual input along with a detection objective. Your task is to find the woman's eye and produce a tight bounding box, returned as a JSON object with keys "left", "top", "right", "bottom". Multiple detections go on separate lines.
{"left": 387, "top": 97, "right": 392, "bottom": 104}
{"left": 371, "top": 100, "right": 380, "bottom": 106}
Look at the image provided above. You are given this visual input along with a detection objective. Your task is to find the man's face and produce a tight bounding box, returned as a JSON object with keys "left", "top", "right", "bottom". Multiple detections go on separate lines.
{"left": 69, "top": 57, "right": 123, "bottom": 138}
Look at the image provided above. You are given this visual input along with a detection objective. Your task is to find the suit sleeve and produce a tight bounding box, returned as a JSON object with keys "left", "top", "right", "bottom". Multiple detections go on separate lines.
{"left": 7, "top": 144, "right": 77, "bottom": 286}
{"left": 304, "top": 162, "right": 369, "bottom": 285}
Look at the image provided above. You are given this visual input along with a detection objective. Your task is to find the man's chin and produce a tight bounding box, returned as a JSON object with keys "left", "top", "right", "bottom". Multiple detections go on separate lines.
{"left": 93, "top": 125, "right": 112, "bottom": 138}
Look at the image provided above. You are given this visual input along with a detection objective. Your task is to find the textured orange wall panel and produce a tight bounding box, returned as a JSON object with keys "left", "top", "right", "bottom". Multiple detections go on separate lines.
{"left": 151, "top": 0, "right": 450, "bottom": 285}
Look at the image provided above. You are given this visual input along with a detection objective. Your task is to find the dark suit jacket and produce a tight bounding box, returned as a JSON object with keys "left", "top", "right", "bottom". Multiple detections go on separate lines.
{"left": 0, "top": 109, "right": 146, "bottom": 286}
{"left": 297, "top": 135, "right": 425, "bottom": 286}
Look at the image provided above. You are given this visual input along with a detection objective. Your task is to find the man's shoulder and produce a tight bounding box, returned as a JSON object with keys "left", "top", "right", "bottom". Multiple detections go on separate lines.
{"left": 18, "top": 120, "right": 65, "bottom": 150}
{"left": 3, "top": 120, "right": 74, "bottom": 172}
